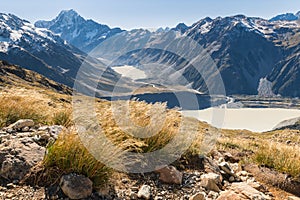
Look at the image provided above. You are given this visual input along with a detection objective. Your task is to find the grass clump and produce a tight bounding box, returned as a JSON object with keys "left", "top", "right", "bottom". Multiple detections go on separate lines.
{"left": 0, "top": 95, "right": 47, "bottom": 127}
{"left": 254, "top": 143, "right": 300, "bottom": 177}
{"left": 44, "top": 129, "right": 112, "bottom": 188}
{"left": 51, "top": 109, "right": 73, "bottom": 127}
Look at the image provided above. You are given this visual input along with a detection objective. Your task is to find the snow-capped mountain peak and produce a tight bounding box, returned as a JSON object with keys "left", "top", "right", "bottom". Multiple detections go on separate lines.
{"left": 0, "top": 12, "right": 63, "bottom": 51}
{"left": 35, "top": 9, "right": 124, "bottom": 52}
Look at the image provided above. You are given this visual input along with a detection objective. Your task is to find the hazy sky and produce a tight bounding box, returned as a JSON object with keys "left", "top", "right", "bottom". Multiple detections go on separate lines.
{"left": 2, "top": 0, "right": 300, "bottom": 29}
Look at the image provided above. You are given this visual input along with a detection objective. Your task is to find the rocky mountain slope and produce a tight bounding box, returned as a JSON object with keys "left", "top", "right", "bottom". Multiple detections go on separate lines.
{"left": 0, "top": 13, "right": 124, "bottom": 93}
{"left": 2, "top": 10, "right": 300, "bottom": 97}
{"left": 35, "top": 9, "right": 124, "bottom": 53}
{"left": 0, "top": 60, "right": 71, "bottom": 94}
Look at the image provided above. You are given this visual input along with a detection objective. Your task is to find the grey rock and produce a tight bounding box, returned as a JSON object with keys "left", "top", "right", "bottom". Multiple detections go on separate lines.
{"left": 219, "top": 162, "right": 235, "bottom": 176}
{"left": 8, "top": 119, "right": 34, "bottom": 131}
{"left": 0, "top": 138, "right": 45, "bottom": 180}
{"left": 48, "top": 125, "right": 64, "bottom": 139}
{"left": 60, "top": 173, "right": 93, "bottom": 199}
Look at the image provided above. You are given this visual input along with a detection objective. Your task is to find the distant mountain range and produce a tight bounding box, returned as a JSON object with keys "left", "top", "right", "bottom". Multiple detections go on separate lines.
{"left": 94, "top": 14, "right": 300, "bottom": 97}
{"left": 270, "top": 11, "right": 300, "bottom": 22}
{"left": 1, "top": 9, "right": 300, "bottom": 97}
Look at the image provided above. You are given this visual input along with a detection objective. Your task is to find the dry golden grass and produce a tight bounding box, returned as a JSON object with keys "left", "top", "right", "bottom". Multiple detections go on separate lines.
{"left": 51, "top": 109, "right": 73, "bottom": 127}
{"left": 218, "top": 129, "right": 300, "bottom": 178}
{"left": 0, "top": 86, "right": 73, "bottom": 128}
{"left": 254, "top": 142, "right": 300, "bottom": 177}
{"left": 43, "top": 129, "right": 113, "bottom": 188}
{"left": 0, "top": 95, "right": 48, "bottom": 127}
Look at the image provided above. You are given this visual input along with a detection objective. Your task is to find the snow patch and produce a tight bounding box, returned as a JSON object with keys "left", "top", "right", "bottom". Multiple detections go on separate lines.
{"left": 2, "top": 15, "right": 8, "bottom": 21}
{"left": 10, "top": 30, "right": 22, "bottom": 41}
{"left": 0, "top": 42, "right": 9, "bottom": 53}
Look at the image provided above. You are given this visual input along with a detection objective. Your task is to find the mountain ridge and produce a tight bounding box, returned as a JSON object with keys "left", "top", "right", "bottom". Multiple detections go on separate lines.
{"left": 94, "top": 14, "right": 299, "bottom": 96}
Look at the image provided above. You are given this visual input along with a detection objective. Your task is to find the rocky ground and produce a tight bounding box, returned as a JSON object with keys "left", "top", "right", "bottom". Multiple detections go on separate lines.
{"left": 0, "top": 119, "right": 300, "bottom": 200}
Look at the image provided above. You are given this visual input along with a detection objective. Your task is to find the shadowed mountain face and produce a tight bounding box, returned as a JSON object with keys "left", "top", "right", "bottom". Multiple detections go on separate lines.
{"left": 35, "top": 9, "right": 124, "bottom": 53}
{"left": 0, "top": 60, "right": 72, "bottom": 94}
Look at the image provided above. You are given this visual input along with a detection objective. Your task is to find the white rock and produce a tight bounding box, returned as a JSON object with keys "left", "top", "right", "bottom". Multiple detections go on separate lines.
{"left": 8, "top": 119, "right": 34, "bottom": 130}
{"left": 288, "top": 196, "right": 300, "bottom": 200}
{"left": 230, "top": 182, "right": 271, "bottom": 200}
{"left": 137, "top": 185, "right": 151, "bottom": 200}
{"left": 0, "top": 139, "right": 45, "bottom": 180}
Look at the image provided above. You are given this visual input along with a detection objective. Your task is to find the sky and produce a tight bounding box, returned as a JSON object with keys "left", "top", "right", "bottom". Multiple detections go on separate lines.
{"left": 2, "top": 0, "right": 300, "bottom": 30}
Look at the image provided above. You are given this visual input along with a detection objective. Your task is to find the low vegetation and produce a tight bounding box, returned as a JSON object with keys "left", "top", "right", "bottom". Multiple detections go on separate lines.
{"left": 1, "top": 86, "right": 300, "bottom": 191}
{"left": 44, "top": 129, "right": 112, "bottom": 188}
{"left": 218, "top": 130, "right": 300, "bottom": 178}
{"left": 254, "top": 143, "right": 300, "bottom": 177}
{"left": 51, "top": 109, "right": 73, "bottom": 127}
{"left": 0, "top": 95, "right": 47, "bottom": 127}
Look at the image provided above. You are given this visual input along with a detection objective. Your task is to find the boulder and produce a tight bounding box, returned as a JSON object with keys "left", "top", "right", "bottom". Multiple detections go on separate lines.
{"left": 155, "top": 165, "right": 183, "bottom": 185}
{"left": 230, "top": 182, "right": 271, "bottom": 200}
{"left": 60, "top": 173, "right": 93, "bottom": 199}
{"left": 217, "top": 190, "right": 247, "bottom": 200}
{"left": 200, "top": 172, "right": 222, "bottom": 192}
{"left": 137, "top": 184, "right": 151, "bottom": 199}
{"left": 0, "top": 138, "right": 45, "bottom": 181}
{"left": 199, "top": 155, "right": 221, "bottom": 174}
{"left": 7, "top": 119, "right": 34, "bottom": 131}
{"left": 219, "top": 162, "right": 235, "bottom": 176}
{"left": 189, "top": 192, "right": 206, "bottom": 200}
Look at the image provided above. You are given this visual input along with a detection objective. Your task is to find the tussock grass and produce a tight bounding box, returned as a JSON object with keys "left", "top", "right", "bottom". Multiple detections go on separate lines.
{"left": 51, "top": 109, "right": 73, "bottom": 127}
{"left": 95, "top": 100, "right": 207, "bottom": 155}
{"left": 44, "top": 129, "right": 114, "bottom": 188}
{"left": 0, "top": 95, "right": 47, "bottom": 127}
{"left": 254, "top": 143, "right": 300, "bottom": 177}
{"left": 5, "top": 86, "right": 300, "bottom": 191}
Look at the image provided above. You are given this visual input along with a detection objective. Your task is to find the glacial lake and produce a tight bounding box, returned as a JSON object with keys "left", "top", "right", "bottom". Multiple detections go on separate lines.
{"left": 181, "top": 108, "right": 300, "bottom": 132}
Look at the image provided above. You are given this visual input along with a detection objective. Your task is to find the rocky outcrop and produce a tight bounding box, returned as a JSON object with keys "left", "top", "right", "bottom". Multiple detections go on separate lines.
{"left": 0, "top": 136, "right": 45, "bottom": 181}
{"left": 0, "top": 120, "right": 64, "bottom": 182}
{"left": 200, "top": 173, "right": 222, "bottom": 192}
